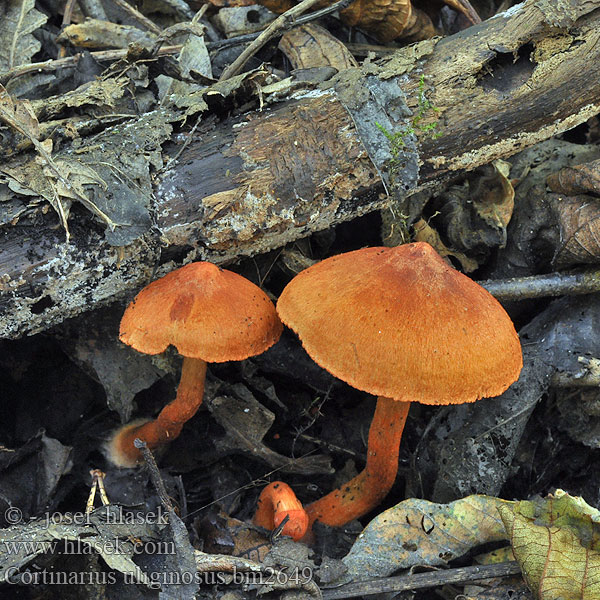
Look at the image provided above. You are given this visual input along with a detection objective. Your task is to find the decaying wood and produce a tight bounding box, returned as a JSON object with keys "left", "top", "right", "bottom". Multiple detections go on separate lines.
{"left": 1, "top": 0, "right": 600, "bottom": 339}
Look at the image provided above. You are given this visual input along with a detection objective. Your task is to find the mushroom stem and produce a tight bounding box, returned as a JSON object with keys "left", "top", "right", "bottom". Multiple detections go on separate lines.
{"left": 109, "top": 358, "right": 207, "bottom": 467}
{"left": 149, "top": 357, "right": 208, "bottom": 440}
{"left": 305, "top": 397, "right": 410, "bottom": 528}
{"left": 253, "top": 481, "right": 309, "bottom": 541}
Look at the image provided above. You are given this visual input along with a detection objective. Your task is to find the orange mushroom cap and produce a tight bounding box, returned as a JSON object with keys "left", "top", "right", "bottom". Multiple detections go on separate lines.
{"left": 120, "top": 262, "right": 283, "bottom": 362}
{"left": 277, "top": 242, "right": 522, "bottom": 405}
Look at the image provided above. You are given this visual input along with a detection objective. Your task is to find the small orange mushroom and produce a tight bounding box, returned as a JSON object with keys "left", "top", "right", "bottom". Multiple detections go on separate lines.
{"left": 108, "top": 262, "right": 282, "bottom": 467}
{"left": 253, "top": 481, "right": 309, "bottom": 541}
{"left": 276, "top": 242, "right": 523, "bottom": 529}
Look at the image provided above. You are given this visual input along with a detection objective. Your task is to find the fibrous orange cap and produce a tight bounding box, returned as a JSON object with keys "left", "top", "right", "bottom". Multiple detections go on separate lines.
{"left": 120, "top": 262, "right": 282, "bottom": 362}
{"left": 277, "top": 242, "right": 522, "bottom": 405}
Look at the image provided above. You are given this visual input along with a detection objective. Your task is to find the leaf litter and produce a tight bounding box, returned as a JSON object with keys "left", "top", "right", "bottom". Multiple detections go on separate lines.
{"left": 2, "top": 1, "right": 600, "bottom": 599}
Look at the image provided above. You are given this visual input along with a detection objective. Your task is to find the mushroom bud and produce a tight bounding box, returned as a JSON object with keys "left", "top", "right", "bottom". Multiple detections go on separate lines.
{"left": 253, "top": 481, "right": 309, "bottom": 541}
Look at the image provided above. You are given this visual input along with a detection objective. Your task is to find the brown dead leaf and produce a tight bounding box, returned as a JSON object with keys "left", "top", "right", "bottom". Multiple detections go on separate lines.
{"left": 0, "top": 88, "right": 70, "bottom": 232}
{"left": 435, "top": 161, "right": 515, "bottom": 256}
{"left": 341, "top": 0, "right": 413, "bottom": 43}
{"left": 279, "top": 24, "right": 357, "bottom": 71}
{"left": 1, "top": 142, "right": 117, "bottom": 240}
{"left": 57, "top": 18, "right": 156, "bottom": 50}
{"left": 472, "top": 159, "right": 515, "bottom": 237}
{"left": 254, "top": 0, "right": 474, "bottom": 42}
{"left": 199, "top": 511, "right": 271, "bottom": 561}
{"left": 553, "top": 196, "right": 600, "bottom": 267}
{"left": 547, "top": 158, "right": 600, "bottom": 197}
{"left": 0, "top": 84, "right": 39, "bottom": 141}
{"left": 413, "top": 218, "right": 479, "bottom": 272}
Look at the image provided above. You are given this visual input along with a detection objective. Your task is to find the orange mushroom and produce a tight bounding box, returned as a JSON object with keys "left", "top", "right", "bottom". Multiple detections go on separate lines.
{"left": 253, "top": 481, "right": 309, "bottom": 541}
{"left": 108, "top": 261, "right": 283, "bottom": 467}
{"left": 276, "top": 242, "right": 523, "bottom": 528}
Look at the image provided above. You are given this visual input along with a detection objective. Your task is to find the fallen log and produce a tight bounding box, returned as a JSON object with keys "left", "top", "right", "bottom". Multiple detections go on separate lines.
{"left": 1, "top": 0, "right": 599, "bottom": 338}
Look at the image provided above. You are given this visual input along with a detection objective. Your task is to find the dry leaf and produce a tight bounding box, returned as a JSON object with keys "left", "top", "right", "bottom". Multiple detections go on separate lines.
{"left": 156, "top": 29, "right": 213, "bottom": 105}
{"left": 341, "top": 0, "right": 413, "bottom": 43}
{"left": 0, "top": 0, "right": 47, "bottom": 71}
{"left": 254, "top": 0, "right": 475, "bottom": 42}
{"left": 57, "top": 18, "right": 156, "bottom": 50}
{"left": 0, "top": 84, "right": 39, "bottom": 140}
{"left": 547, "top": 158, "right": 600, "bottom": 197}
{"left": 198, "top": 511, "right": 271, "bottom": 561}
{"left": 413, "top": 218, "right": 479, "bottom": 272}
{"left": 437, "top": 160, "right": 516, "bottom": 255}
{"left": 206, "top": 383, "right": 332, "bottom": 475}
{"left": 499, "top": 490, "right": 600, "bottom": 600}
{"left": 0, "top": 87, "right": 70, "bottom": 232}
{"left": 343, "top": 495, "right": 512, "bottom": 579}
{"left": 0, "top": 84, "right": 118, "bottom": 238}
{"left": 1, "top": 150, "right": 116, "bottom": 239}
{"left": 279, "top": 24, "right": 358, "bottom": 71}
{"left": 553, "top": 196, "right": 600, "bottom": 267}
{"left": 212, "top": 6, "right": 276, "bottom": 38}
{"left": 472, "top": 159, "right": 515, "bottom": 236}
{"left": 30, "top": 78, "right": 128, "bottom": 121}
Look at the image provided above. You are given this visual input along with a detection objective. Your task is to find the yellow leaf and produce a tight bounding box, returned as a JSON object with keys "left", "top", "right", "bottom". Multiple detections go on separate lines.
{"left": 499, "top": 490, "right": 600, "bottom": 599}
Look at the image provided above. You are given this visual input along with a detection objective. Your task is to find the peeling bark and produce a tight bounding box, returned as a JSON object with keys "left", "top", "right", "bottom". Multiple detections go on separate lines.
{"left": 1, "top": 0, "right": 600, "bottom": 339}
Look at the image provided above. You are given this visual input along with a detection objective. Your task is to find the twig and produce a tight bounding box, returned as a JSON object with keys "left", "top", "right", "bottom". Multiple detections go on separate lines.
{"left": 209, "top": 0, "right": 355, "bottom": 53}
{"left": 59, "top": 0, "right": 78, "bottom": 58}
{"left": 134, "top": 438, "right": 174, "bottom": 512}
{"left": 85, "top": 469, "right": 111, "bottom": 512}
{"left": 321, "top": 562, "right": 522, "bottom": 599}
{"left": 480, "top": 269, "right": 600, "bottom": 301}
{"left": 293, "top": 0, "right": 356, "bottom": 26}
{"left": 194, "top": 549, "right": 323, "bottom": 598}
{"left": 445, "top": 0, "right": 481, "bottom": 24}
{"left": 219, "top": 0, "right": 346, "bottom": 81}
{"left": 270, "top": 513, "right": 290, "bottom": 541}
{"left": 109, "top": 0, "right": 163, "bottom": 34}
{"left": 1, "top": 0, "right": 355, "bottom": 87}
{"left": 78, "top": 0, "right": 108, "bottom": 20}
{"left": 0, "top": 46, "right": 183, "bottom": 86}
{"left": 298, "top": 433, "right": 360, "bottom": 459}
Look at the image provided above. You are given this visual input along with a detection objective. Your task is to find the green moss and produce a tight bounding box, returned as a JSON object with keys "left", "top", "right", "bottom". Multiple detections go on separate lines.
{"left": 378, "top": 76, "right": 441, "bottom": 243}
{"left": 376, "top": 75, "right": 441, "bottom": 171}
